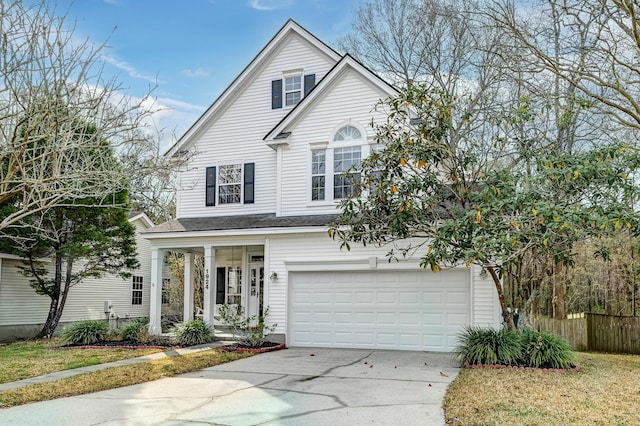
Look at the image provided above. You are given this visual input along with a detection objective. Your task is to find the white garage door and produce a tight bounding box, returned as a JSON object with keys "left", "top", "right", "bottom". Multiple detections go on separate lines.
{"left": 289, "top": 270, "right": 470, "bottom": 352}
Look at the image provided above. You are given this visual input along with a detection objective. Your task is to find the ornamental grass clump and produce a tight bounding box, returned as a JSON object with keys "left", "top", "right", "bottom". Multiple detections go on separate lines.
{"left": 170, "top": 320, "right": 213, "bottom": 346}
{"left": 455, "top": 326, "right": 576, "bottom": 369}
{"left": 61, "top": 320, "right": 109, "bottom": 345}
{"left": 455, "top": 326, "right": 521, "bottom": 366}
{"left": 519, "top": 329, "right": 576, "bottom": 369}
{"left": 118, "top": 317, "right": 150, "bottom": 342}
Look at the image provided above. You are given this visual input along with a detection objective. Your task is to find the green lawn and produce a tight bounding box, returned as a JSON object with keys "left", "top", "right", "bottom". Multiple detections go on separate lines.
{"left": 0, "top": 347, "right": 250, "bottom": 407}
{"left": 0, "top": 338, "right": 164, "bottom": 383}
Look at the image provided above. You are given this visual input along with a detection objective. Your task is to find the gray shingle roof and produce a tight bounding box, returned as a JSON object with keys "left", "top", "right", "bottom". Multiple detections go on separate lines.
{"left": 145, "top": 213, "right": 340, "bottom": 234}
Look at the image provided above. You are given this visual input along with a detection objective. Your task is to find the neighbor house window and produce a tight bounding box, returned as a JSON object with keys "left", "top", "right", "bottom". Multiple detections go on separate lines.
{"left": 161, "top": 278, "right": 171, "bottom": 305}
{"left": 132, "top": 276, "right": 143, "bottom": 305}
{"left": 333, "top": 146, "right": 361, "bottom": 199}
{"left": 285, "top": 75, "right": 302, "bottom": 106}
{"left": 311, "top": 149, "right": 326, "bottom": 201}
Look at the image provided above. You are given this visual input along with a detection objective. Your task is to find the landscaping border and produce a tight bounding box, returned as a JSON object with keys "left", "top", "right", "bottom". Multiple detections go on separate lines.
{"left": 217, "top": 343, "right": 286, "bottom": 354}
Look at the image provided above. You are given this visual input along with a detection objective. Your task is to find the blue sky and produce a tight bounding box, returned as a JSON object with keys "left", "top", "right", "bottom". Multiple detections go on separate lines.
{"left": 56, "top": 0, "right": 360, "bottom": 150}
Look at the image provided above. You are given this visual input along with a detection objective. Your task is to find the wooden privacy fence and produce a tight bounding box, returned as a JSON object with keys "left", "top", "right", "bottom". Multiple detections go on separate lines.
{"left": 531, "top": 313, "right": 640, "bottom": 354}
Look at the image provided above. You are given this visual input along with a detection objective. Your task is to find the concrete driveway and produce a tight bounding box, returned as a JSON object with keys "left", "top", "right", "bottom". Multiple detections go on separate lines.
{"left": 0, "top": 347, "right": 461, "bottom": 426}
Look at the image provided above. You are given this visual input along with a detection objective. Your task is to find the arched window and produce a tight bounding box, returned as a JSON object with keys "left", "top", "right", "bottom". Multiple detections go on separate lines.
{"left": 334, "top": 125, "right": 362, "bottom": 141}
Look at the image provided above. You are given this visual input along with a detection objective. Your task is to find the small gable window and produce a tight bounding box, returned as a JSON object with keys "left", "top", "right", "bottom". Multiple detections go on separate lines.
{"left": 285, "top": 75, "right": 302, "bottom": 106}
{"left": 205, "top": 163, "right": 255, "bottom": 206}
{"left": 272, "top": 73, "right": 315, "bottom": 109}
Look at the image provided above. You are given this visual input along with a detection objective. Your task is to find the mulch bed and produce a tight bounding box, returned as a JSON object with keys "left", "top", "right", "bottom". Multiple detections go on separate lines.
{"left": 53, "top": 340, "right": 176, "bottom": 350}
{"left": 217, "top": 342, "right": 285, "bottom": 354}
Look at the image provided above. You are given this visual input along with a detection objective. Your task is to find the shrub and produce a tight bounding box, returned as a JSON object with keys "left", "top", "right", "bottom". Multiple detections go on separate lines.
{"left": 62, "top": 320, "right": 108, "bottom": 345}
{"left": 218, "top": 304, "right": 277, "bottom": 348}
{"left": 455, "top": 327, "right": 521, "bottom": 366}
{"left": 519, "top": 329, "right": 576, "bottom": 369}
{"left": 171, "top": 320, "right": 213, "bottom": 346}
{"left": 119, "top": 318, "right": 149, "bottom": 342}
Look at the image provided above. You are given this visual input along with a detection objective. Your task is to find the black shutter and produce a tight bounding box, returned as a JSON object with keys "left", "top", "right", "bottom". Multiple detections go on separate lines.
{"left": 216, "top": 267, "right": 226, "bottom": 304}
{"left": 244, "top": 163, "right": 255, "bottom": 204}
{"left": 271, "top": 79, "right": 282, "bottom": 109}
{"left": 205, "top": 166, "right": 216, "bottom": 206}
{"left": 303, "top": 74, "right": 316, "bottom": 97}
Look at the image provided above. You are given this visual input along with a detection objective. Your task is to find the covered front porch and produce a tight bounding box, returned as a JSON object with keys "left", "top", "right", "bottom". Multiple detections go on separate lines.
{"left": 148, "top": 242, "right": 267, "bottom": 335}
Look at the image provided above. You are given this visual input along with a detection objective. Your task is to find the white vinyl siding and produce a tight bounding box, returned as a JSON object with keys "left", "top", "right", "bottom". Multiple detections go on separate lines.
{"left": 279, "top": 69, "right": 392, "bottom": 215}
{"left": 0, "top": 217, "right": 155, "bottom": 328}
{"left": 175, "top": 33, "right": 336, "bottom": 219}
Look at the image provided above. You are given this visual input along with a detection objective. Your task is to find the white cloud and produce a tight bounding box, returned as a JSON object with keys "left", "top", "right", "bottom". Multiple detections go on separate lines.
{"left": 249, "top": 0, "right": 295, "bottom": 11}
{"left": 102, "top": 55, "right": 159, "bottom": 84}
{"left": 182, "top": 67, "right": 209, "bottom": 78}
{"left": 139, "top": 97, "right": 206, "bottom": 153}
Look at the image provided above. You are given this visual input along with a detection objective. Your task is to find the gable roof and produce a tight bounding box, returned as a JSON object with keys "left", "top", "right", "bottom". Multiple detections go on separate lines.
{"left": 164, "top": 19, "right": 342, "bottom": 158}
{"left": 128, "top": 211, "right": 155, "bottom": 228}
{"left": 263, "top": 54, "right": 399, "bottom": 147}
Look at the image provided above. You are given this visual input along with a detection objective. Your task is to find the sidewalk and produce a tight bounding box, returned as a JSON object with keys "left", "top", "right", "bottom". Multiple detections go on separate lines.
{"left": 0, "top": 340, "right": 235, "bottom": 392}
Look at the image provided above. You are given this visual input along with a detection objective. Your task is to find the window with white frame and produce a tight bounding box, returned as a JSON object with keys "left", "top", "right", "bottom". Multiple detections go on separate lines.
{"left": 205, "top": 163, "right": 254, "bottom": 207}
{"left": 334, "top": 125, "right": 362, "bottom": 141}
{"left": 131, "top": 276, "right": 143, "bottom": 305}
{"left": 333, "top": 146, "right": 361, "bottom": 199}
{"left": 310, "top": 125, "right": 365, "bottom": 201}
{"left": 285, "top": 75, "right": 302, "bottom": 106}
{"left": 218, "top": 164, "right": 242, "bottom": 204}
{"left": 311, "top": 149, "right": 326, "bottom": 201}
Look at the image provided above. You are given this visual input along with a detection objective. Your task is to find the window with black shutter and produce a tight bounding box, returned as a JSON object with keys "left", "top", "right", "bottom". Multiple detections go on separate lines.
{"left": 205, "top": 166, "right": 216, "bottom": 206}
{"left": 244, "top": 163, "right": 255, "bottom": 204}
{"left": 271, "top": 79, "right": 283, "bottom": 109}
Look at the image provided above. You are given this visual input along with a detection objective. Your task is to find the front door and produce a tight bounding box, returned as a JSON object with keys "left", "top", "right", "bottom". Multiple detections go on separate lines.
{"left": 248, "top": 262, "right": 264, "bottom": 322}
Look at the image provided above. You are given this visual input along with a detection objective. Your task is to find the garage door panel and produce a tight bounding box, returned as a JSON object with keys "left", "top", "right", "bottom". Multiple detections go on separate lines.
{"left": 289, "top": 270, "right": 470, "bottom": 352}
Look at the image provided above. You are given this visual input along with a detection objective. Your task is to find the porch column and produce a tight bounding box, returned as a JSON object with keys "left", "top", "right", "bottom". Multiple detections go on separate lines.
{"left": 203, "top": 246, "right": 216, "bottom": 325}
{"left": 183, "top": 252, "right": 195, "bottom": 322}
{"left": 149, "top": 248, "right": 164, "bottom": 335}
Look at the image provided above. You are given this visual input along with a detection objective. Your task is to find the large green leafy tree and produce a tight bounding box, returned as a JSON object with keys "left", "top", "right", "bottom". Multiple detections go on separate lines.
{"left": 0, "top": 120, "right": 139, "bottom": 338}
{"left": 330, "top": 85, "right": 640, "bottom": 330}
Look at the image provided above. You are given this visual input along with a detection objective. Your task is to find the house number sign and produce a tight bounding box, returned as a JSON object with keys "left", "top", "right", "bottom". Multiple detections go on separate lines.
{"left": 205, "top": 269, "right": 210, "bottom": 290}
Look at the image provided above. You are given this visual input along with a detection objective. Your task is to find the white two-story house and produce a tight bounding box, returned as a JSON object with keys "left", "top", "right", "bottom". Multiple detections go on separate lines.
{"left": 144, "top": 20, "right": 501, "bottom": 352}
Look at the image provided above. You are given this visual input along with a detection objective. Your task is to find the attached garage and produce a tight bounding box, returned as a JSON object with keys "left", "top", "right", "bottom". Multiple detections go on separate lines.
{"left": 288, "top": 269, "right": 470, "bottom": 352}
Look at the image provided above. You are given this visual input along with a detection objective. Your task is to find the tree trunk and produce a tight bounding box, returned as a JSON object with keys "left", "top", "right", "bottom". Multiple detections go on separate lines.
{"left": 486, "top": 266, "right": 516, "bottom": 331}
{"left": 552, "top": 262, "right": 566, "bottom": 319}
{"left": 35, "top": 256, "right": 74, "bottom": 338}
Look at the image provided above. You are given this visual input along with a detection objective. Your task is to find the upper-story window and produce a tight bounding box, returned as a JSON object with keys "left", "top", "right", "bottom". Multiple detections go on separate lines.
{"left": 272, "top": 72, "right": 316, "bottom": 109}
{"left": 311, "top": 125, "right": 364, "bottom": 202}
{"left": 333, "top": 146, "right": 361, "bottom": 199}
{"left": 285, "top": 75, "right": 302, "bottom": 106}
{"left": 205, "top": 163, "right": 255, "bottom": 206}
{"left": 219, "top": 164, "right": 242, "bottom": 204}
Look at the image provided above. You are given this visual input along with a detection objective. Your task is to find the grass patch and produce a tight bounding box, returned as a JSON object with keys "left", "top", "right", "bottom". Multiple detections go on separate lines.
{"left": 0, "top": 349, "right": 251, "bottom": 407}
{"left": 0, "top": 339, "right": 163, "bottom": 384}
{"left": 445, "top": 352, "right": 640, "bottom": 425}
